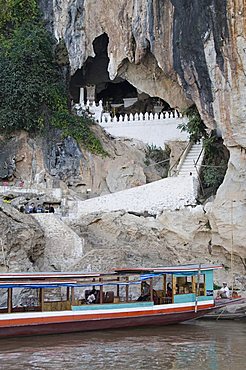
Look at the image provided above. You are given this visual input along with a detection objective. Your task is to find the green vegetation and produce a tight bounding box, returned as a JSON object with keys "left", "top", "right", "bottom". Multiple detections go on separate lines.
{"left": 179, "top": 105, "right": 228, "bottom": 198}
{"left": 0, "top": 0, "right": 39, "bottom": 36}
{"left": 145, "top": 144, "right": 170, "bottom": 178}
{"left": 200, "top": 136, "right": 228, "bottom": 195}
{"left": 178, "top": 105, "right": 208, "bottom": 143}
{"left": 0, "top": 0, "right": 105, "bottom": 155}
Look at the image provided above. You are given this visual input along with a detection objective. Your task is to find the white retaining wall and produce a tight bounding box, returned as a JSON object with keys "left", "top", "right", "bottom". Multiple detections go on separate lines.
{"left": 0, "top": 186, "right": 62, "bottom": 200}
{"left": 74, "top": 101, "right": 189, "bottom": 148}
{"left": 101, "top": 115, "right": 189, "bottom": 148}
{"left": 70, "top": 175, "right": 198, "bottom": 218}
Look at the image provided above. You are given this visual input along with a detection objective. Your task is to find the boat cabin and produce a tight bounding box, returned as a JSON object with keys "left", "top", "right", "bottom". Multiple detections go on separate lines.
{"left": 0, "top": 264, "right": 221, "bottom": 314}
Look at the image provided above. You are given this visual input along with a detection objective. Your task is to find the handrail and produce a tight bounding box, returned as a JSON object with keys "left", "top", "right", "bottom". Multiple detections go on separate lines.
{"left": 168, "top": 141, "right": 191, "bottom": 177}
{"left": 194, "top": 140, "right": 204, "bottom": 166}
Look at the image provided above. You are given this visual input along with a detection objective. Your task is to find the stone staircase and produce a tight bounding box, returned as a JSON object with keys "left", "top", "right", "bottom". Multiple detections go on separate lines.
{"left": 32, "top": 214, "right": 84, "bottom": 270}
{"left": 177, "top": 142, "right": 204, "bottom": 177}
{"left": 62, "top": 142, "right": 204, "bottom": 219}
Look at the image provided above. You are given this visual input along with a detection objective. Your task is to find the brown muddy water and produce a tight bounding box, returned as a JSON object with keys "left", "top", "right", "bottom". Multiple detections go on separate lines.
{"left": 0, "top": 320, "right": 245, "bottom": 370}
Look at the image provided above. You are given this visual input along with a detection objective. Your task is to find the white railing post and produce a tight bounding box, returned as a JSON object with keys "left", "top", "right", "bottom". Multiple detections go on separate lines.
{"left": 124, "top": 114, "right": 128, "bottom": 122}
{"left": 79, "top": 87, "right": 84, "bottom": 107}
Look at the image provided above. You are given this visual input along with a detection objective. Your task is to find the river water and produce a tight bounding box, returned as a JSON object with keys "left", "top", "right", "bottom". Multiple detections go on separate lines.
{"left": 0, "top": 320, "right": 245, "bottom": 370}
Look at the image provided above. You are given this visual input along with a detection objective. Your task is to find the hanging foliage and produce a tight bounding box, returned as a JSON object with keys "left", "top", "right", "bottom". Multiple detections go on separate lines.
{"left": 0, "top": 0, "right": 105, "bottom": 155}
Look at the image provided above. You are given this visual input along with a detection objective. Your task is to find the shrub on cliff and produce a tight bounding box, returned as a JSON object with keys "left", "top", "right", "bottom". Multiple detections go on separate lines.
{"left": 178, "top": 105, "right": 208, "bottom": 143}
{"left": 0, "top": 1, "right": 105, "bottom": 155}
{"left": 0, "top": 23, "right": 62, "bottom": 132}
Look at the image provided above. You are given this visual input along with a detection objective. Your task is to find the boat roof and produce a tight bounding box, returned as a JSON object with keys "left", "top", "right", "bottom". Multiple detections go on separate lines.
{"left": 0, "top": 271, "right": 117, "bottom": 289}
{"left": 0, "top": 271, "right": 115, "bottom": 281}
{"left": 0, "top": 264, "right": 222, "bottom": 283}
{"left": 114, "top": 264, "right": 223, "bottom": 274}
{"left": 0, "top": 264, "right": 222, "bottom": 288}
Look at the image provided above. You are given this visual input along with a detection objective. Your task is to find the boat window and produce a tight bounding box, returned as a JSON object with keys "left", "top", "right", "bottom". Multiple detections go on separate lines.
{"left": 176, "top": 276, "right": 193, "bottom": 294}
{"left": 175, "top": 275, "right": 206, "bottom": 296}
{"left": 193, "top": 274, "right": 206, "bottom": 296}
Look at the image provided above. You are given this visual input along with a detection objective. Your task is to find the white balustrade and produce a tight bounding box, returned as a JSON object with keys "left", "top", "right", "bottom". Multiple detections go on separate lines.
{"left": 73, "top": 99, "right": 187, "bottom": 147}
{"left": 74, "top": 99, "right": 185, "bottom": 130}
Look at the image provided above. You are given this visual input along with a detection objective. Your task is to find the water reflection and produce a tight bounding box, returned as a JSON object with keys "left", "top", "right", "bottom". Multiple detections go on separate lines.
{"left": 0, "top": 321, "right": 245, "bottom": 370}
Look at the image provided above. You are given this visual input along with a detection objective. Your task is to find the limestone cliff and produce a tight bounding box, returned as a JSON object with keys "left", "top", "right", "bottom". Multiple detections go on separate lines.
{"left": 67, "top": 208, "right": 245, "bottom": 288}
{"left": 0, "top": 127, "right": 161, "bottom": 199}
{"left": 38, "top": 0, "right": 246, "bottom": 271}
{"left": 0, "top": 204, "right": 44, "bottom": 272}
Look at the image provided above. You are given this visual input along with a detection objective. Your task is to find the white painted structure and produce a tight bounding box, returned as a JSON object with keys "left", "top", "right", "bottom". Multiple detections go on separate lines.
{"left": 74, "top": 99, "right": 189, "bottom": 148}
{"left": 67, "top": 176, "right": 199, "bottom": 218}
{"left": 100, "top": 112, "right": 189, "bottom": 148}
{"left": 178, "top": 142, "right": 204, "bottom": 177}
{"left": 0, "top": 186, "right": 62, "bottom": 200}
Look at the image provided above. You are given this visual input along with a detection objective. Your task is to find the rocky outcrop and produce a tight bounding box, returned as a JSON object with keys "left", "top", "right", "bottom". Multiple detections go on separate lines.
{"left": 45, "top": 0, "right": 246, "bottom": 136}
{"left": 32, "top": 214, "right": 84, "bottom": 271}
{"left": 67, "top": 208, "right": 245, "bottom": 289}
{"left": 37, "top": 0, "right": 246, "bottom": 271}
{"left": 0, "top": 129, "right": 161, "bottom": 198}
{"left": 0, "top": 204, "right": 44, "bottom": 272}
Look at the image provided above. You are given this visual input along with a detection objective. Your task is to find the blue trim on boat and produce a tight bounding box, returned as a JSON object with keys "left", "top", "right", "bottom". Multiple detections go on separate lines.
{"left": 72, "top": 302, "right": 154, "bottom": 311}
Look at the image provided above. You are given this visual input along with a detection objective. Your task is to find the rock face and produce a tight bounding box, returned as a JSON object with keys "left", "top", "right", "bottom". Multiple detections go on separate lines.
{"left": 32, "top": 214, "right": 84, "bottom": 271}
{"left": 0, "top": 204, "right": 44, "bottom": 272}
{"left": 0, "top": 129, "right": 161, "bottom": 198}
{"left": 44, "top": 0, "right": 245, "bottom": 134}
{"left": 67, "top": 209, "right": 245, "bottom": 289}
{"left": 38, "top": 0, "right": 246, "bottom": 271}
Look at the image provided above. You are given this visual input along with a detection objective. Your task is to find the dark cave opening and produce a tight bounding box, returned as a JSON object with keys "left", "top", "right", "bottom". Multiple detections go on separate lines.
{"left": 69, "top": 33, "right": 171, "bottom": 114}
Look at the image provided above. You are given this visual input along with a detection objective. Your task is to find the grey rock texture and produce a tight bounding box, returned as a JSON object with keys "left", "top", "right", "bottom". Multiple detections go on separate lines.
{"left": 0, "top": 129, "right": 160, "bottom": 197}
{"left": 67, "top": 208, "right": 245, "bottom": 289}
{"left": 0, "top": 204, "right": 44, "bottom": 272}
{"left": 32, "top": 214, "right": 84, "bottom": 271}
{"left": 37, "top": 0, "right": 246, "bottom": 273}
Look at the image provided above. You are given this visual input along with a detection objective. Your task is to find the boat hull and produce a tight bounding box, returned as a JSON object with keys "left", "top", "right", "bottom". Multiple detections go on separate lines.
{"left": 0, "top": 307, "right": 213, "bottom": 338}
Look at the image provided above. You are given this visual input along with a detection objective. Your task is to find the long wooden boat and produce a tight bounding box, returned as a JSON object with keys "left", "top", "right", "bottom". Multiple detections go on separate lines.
{"left": 0, "top": 264, "right": 242, "bottom": 338}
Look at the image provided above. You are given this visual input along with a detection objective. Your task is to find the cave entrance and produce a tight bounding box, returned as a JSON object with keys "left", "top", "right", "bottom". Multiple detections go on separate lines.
{"left": 69, "top": 33, "right": 171, "bottom": 115}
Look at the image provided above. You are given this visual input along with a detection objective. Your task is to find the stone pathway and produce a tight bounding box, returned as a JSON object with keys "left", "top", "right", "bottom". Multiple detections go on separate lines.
{"left": 32, "top": 214, "right": 84, "bottom": 270}
{"left": 68, "top": 175, "right": 198, "bottom": 218}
